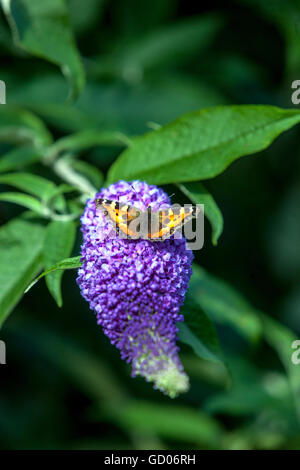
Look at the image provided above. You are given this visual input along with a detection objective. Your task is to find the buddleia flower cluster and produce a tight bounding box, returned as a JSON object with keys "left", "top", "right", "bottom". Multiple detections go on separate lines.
{"left": 77, "top": 180, "right": 193, "bottom": 398}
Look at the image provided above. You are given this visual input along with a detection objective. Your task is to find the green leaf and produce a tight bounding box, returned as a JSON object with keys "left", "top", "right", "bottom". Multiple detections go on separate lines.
{"left": 107, "top": 105, "right": 300, "bottom": 185}
{"left": 69, "top": 160, "right": 103, "bottom": 190}
{"left": 0, "top": 172, "right": 68, "bottom": 212}
{"left": 0, "top": 218, "right": 44, "bottom": 326}
{"left": 0, "top": 172, "right": 57, "bottom": 199}
{"left": 9, "top": 73, "right": 228, "bottom": 134}
{"left": 261, "top": 314, "right": 300, "bottom": 423}
{"left": 43, "top": 220, "right": 76, "bottom": 307}
{"left": 178, "top": 299, "right": 223, "bottom": 364}
{"left": 50, "top": 130, "right": 129, "bottom": 156}
{"left": 1, "top": 0, "right": 85, "bottom": 99}
{"left": 189, "top": 264, "right": 262, "bottom": 343}
{"left": 203, "top": 356, "right": 294, "bottom": 419}
{"left": 0, "top": 191, "right": 46, "bottom": 214}
{"left": 110, "top": 400, "right": 222, "bottom": 445}
{"left": 43, "top": 183, "right": 76, "bottom": 212}
{"left": 25, "top": 255, "right": 82, "bottom": 293}
{"left": 0, "top": 146, "right": 42, "bottom": 172}
{"left": 204, "top": 377, "right": 289, "bottom": 417}
{"left": 178, "top": 182, "right": 223, "bottom": 245}
{"left": 52, "top": 157, "right": 97, "bottom": 195}
{"left": 0, "top": 106, "right": 52, "bottom": 147}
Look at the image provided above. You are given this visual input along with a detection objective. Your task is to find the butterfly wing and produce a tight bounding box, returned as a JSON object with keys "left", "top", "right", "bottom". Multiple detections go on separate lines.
{"left": 96, "top": 198, "right": 199, "bottom": 242}
{"left": 148, "top": 206, "right": 198, "bottom": 240}
{"left": 96, "top": 198, "right": 141, "bottom": 238}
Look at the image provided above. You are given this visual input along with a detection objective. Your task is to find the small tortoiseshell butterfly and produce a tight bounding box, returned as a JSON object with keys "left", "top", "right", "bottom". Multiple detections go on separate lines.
{"left": 95, "top": 198, "right": 200, "bottom": 241}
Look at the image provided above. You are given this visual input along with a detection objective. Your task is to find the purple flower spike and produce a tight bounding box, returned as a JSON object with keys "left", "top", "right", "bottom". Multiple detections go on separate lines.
{"left": 77, "top": 180, "right": 193, "bottom": 397}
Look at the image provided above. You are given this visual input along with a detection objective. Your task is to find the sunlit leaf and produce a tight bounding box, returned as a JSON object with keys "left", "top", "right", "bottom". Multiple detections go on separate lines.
{"left": 25, "top": 255, "right": 82, "bottom": 293}
{"left": 107, "top": 105, "right": 300, "bottom": 185}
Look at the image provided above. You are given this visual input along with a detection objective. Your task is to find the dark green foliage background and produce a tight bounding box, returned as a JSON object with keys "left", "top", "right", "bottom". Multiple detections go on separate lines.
{"left": 1, "top": 0, "right": 300, "bottom": 450}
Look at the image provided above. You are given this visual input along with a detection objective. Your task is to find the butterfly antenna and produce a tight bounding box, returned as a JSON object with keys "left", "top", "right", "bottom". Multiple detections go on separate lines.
{"left": 131, "top": 183, "right": 138, "bottom": 194}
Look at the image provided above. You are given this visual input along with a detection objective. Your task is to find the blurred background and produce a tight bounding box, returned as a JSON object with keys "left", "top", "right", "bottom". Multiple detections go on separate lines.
{"left": 1, "top": 0, "right": 300, "bottom": 450}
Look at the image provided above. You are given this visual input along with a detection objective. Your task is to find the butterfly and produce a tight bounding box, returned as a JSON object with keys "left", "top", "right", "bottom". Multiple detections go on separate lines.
{"left": 95, "top": 198, "right": 200, "bottom": 241}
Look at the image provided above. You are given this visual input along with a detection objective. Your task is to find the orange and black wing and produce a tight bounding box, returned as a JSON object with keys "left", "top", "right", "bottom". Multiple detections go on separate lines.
{"left": 148, "top": 206, "right": 196, "bottom": 240}
{"left": 95, "top": 198, "right": 141, "bottom": 238}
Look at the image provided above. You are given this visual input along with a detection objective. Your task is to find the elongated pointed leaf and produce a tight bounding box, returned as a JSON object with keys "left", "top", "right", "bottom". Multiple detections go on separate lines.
{"left": 107, "top": 105, "right": 300, "bottom": 185}
{"left": 0, "top": 106, "right": 52, "bottom": 147}
{"left": 0, "top": 146, "right": 42, "bottom": 173}
{"left": 25, "top": 256, "right": 82, "bottom": 293}
{"left": 0, "top": 172, "right": 69, "bottom": 211}
{"left": 50, "top": 130, "right": 128, "bottom": 155}
{"left": 109, "top": 400, "right": 222, "bottom": 445}
{"left": 189, "top": 264, "right": 262, "bottom": 343}
{"left": 178, "top": 300, "right": 223, "bottom": 364}
{"left": 0, "top": 218, "right": 44, "bottom": 326}
{"left": 69, "top": 160, "right": 103, "bottom": 189}
{"left": 43, "top": 220, "right": 76, "bottom": 307}
{"left": 1, "top": 0, "right": 85, "bottom": 99}
{"left": 0, "top": 192, "right": 46, "bottom": 214}
{"left": 0, "top": 172, "right": 57, "bottom": 199}
{"left": 179, "top": 182, "right": 223, "bottom": 245}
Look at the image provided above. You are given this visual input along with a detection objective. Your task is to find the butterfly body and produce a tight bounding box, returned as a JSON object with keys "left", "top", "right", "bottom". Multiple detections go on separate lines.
{"left": 96, "top": 198, "right": 199, "bottom": 241}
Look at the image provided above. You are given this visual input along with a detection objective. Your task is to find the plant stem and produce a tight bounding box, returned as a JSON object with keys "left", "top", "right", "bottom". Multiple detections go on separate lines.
{"left": 52, "top": 157, "right": 97, "bottom": 197}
